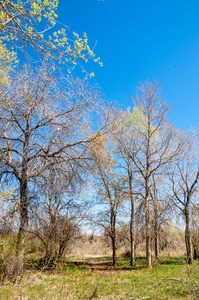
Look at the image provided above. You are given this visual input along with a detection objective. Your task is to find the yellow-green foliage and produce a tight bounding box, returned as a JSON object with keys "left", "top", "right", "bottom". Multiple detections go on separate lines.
{"left": 0, "top": 185, "right": 15, "bottom": 202}
{"left": 0, "top": 0, "right": 102, "bottom": 83}
{"left": 127, "top": 106, "right": 158, "bottom": 143}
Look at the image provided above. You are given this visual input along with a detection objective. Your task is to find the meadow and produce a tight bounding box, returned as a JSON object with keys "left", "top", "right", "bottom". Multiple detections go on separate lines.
{"left": 0, "top": 255, "right": 198, "bottom": 300}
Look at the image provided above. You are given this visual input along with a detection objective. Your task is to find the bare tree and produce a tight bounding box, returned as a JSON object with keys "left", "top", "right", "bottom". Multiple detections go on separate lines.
{"left": 112, "top": 111, "right": 139, "bottom": 266}
{"left": 88, "top": 136, "right": 125, "bottom": 266}
{"left": 0, "top": 64, "right": 106, "bottom": 240}
{"left": 31, "top": 161, "right": 89, "bottom": 262}
{"left": 130, "top": 80, "right": 183, "bottom": 268}
{"left": 167, "top": 132, "right": 199, "bottom": 264}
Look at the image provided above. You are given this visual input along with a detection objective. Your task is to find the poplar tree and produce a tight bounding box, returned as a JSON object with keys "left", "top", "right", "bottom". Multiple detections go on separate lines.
{"left": 129, "top": 81, "right": 183, "bottom": 268}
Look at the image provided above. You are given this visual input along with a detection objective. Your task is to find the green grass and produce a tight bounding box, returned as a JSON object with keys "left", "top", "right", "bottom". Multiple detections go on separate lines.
{"left": 0, "top": 256, "right": 198, "bottom": 299}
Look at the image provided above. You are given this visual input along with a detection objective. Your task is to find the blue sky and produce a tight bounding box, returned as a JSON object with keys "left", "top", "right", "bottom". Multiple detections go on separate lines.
{"left": 57, "top": 0, "right": 199, "bottom": 130}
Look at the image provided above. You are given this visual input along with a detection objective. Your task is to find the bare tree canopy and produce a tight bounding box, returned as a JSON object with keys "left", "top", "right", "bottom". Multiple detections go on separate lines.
{"left": 0, "top": 64, "right": 107, "bottom": 236}
{"left": 167, "top": 131, "right": 199, "bottom": 264}
{"left": 129, "top": 80, "right": 184, "bottom": 268}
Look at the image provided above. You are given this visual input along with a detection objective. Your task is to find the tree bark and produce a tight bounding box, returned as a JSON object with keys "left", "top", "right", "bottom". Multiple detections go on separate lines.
{"left": 145, "top": 177, "right": 152, "bottom": 268}
{"left": 130, "top": 212, "right": 135, "bottom": 266}
{"left": 19, "top": 177, "right": 28, "bottom": 234}
{"left": 111, "top": 208, "right": 117, "bottom": 266}
{"left": 111, "top": 236, "right": 117, "bottom": 266}
{"left": 154, "top": 227, "right": 159, "bottom": 260}
{"left": 145, "top": 208, "right": 151, "bottom": 268}
{"left": 129, "top": 174, "right": 135, "bottom": 266}
{"left": 154, "top": 203, "right": 159, "bottom": 260}
{"left": 184, "top": 206, "right": 193, "bottom": 264}
{"left": 18, "top": 132, "right": 29, "bottom": 242}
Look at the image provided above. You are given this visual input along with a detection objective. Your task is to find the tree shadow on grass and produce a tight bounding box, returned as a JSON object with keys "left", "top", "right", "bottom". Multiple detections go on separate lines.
{"left": 158, "top": 256, "right": 186, "bottom": 265}
{"left": 64, "top": 259, "right": 145, "bottom": 272}
{"left": 25, "top": 255, "right": 188, "bottom": 274}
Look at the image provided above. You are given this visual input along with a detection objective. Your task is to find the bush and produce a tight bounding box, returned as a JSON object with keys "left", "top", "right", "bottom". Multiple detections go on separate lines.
{"left": 0, "top": 235, "right": 24, "bottom": 283}
{"left": 35, "top": 216, "right": 77, "bottom": 264}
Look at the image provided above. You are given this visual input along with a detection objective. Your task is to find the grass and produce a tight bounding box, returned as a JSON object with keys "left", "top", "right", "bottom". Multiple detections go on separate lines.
{"left": 0, "top": 256, "right": 198, "bottom": 299}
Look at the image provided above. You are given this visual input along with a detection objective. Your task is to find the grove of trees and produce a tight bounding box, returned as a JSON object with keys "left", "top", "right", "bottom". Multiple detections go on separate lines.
{"left": 0, "top": 0, "right": 199, "bottom": 283}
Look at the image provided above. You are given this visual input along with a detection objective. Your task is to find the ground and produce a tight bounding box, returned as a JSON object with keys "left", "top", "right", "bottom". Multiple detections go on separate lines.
{"left": 0, "top": 255, "right": 198, "bottom": 299}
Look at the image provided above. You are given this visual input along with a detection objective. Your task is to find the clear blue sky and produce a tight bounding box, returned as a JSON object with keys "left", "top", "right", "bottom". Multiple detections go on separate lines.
{"left": 57, "top": 0, "right": 199, "bottom": 130}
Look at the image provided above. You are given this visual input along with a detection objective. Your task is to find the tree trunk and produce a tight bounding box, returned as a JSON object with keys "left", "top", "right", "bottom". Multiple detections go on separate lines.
{"left": 154, "top": 205, "right": 159, "bottom": 260}
{"left": 146, "top": 213, "right": 151, "bottom": 268}
{"left": 154, "top": 227, "right": 159, "bottom": 260}
{"left": 129, "top": 181, "right": 135, "bottom": 266}
{"left": 111, "top": 208, "right": 117, "bottom": 266}
{"left": 57, "top": 238, "right": 70, "bottom": 261}
{"left": 16, "top": 174, "right": 28, "bottom": 280}
{"left": 19, "top": 177, "right": 28, "bottom": 235}
{"left": 145, "top": 178, "right": 152, "bottom": 268}
{"left": 18, "top": 132, "right": 29, "bottom": 244}
{"left": 130, "top": 215, "right": 135, "bottom": 266}
{"left": 184, "top": 206, "right": 193, "bottom": 264}
{"left": 145, "top": 119, "right": 152, "bottom": 269}
{"left": 111, "top": 236, "right": 117, "bottom": 266}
